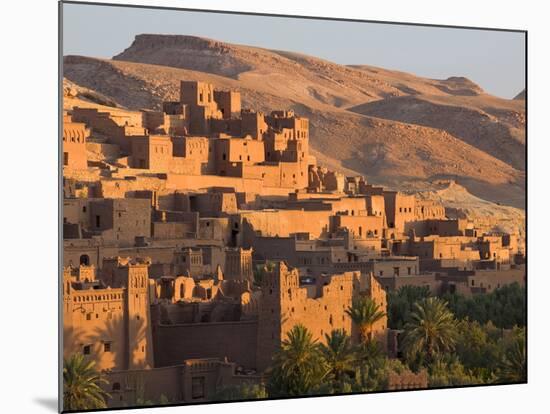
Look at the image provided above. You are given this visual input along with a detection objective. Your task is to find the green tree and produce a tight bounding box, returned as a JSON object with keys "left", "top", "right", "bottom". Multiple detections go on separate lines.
{"left": 387, "top": 285, "right": 431, "bottom": 330}
{"left": 214, "top": 382, "right": 268, "bottom": 401}
{"left": 442, "top": 283, "right": 526, "bottom": 329}
{"left": 454, "top": 319, "right": 502, "bottom": 382}
{"left": 266, "top": 324, "right": 328, "bottom": 397}
{"left": 63, "top": 354, "right": 110, "bottom": 411}
{"left": 346, "top": 296, "right": 386, "bottom": 343}
{"left": 428, "top": 356, "right": 481, "bottom": 387}
{"left": 353, "top": 339, "right": 388, "bottom": 391}
{"left": 401, "top": 297, "right": 458, "bottom": 365}
{"left": 497, "top": 328, "right": 526, "bottom": 383}
{"left": 319, "top": 329, "right": 356, "bottom": 393}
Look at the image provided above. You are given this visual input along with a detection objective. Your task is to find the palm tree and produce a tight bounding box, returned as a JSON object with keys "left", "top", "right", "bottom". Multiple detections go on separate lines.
{"left": 353, "top": 337, "right": 387, "bottom": 391}
{"left": 498, "top": 334, "right": 526, "bottom": 383}
{"left": 346, "top": 296, "right": 386, "bottom": 343}
{"left": 267, "top": 324, "right": 328, "bottom": 397}
{"left": 63, "top": 354, "right": 110, "bottom": 411}
{"left": 401, "top": 297, "right": 458, "bottom": 365}
{"left": 319, "top": 329, "right": 356, "bottom": 392}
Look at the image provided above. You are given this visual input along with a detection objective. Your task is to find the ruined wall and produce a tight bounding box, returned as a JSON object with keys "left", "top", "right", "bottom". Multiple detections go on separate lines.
{"left": 256, "top": 263, "right": 387, "bottom": 371}
{"left": 63, "top": 119, "right": 89, "bottom": 170}
{"left": 461, "top": 268, "right": 525, "bottom": 296}
{"left": 63, "top": 283, "right": 128, "bottom": 371}
{"left": 388, "top": 370, "right": 428, "bottom": 390}
{"left": 215, "top": 137, "right": 265, "bottom": 168}
{"left": 63, "top": 198, "right": 91, "bottom": 229}
{"left": 408, "top": 236, "right": 480, "bottom": 261}
{"left": 63, "top": 263, "right": 154, "bottom": 372}
{"left": 377, "top": 274, "right": 442, "bottom": 294}
{"left": 239, "top": 210, "right": 332, "bottom": 247}
{"left": 224, "top": 248, "right": 253, "bottom": 282}
{"left": 104, "top": 365, "right": 183, "bottom": 407}
{"left": 366, "top": 195, "right": 387, "bottom": 226}
{"left": 405, "top": 219, "right": 461, "bottom": 238}
{"left": 153, "top": 320, "right": 258, "bottom": 369}
{"left": 130, "top": 135, "right": 173, "bottom": 171}
{"left": 198, "top": 217, "right": 232, "bottom": 244}
{"left": 152, "top": 222, "right": 197, "bottom": 240}
{"left": 191, "top": 192, "right": 238, "bottom": 217}
{"left": 71, "top": 108, "right": 146, "bottom": 153}
{"left": 214, "top": 90, "right": 241, "bottom": 119}
{"left": 370, "top": 258, "right": 420, "bottom": 277}
{"left": 384, "top": 192, "right": 416, "bottom": 233}
{"left": 89, "top": 198, "right": 151, "bottom": 245}
{"left": 98, "top": 177, "right": 168, "bottom": 199}
{"left": 330, "top": 214, "right": 383, "bottom": 238}
{"left": 415, "top": 199, "right": 446, "bottom": 220}
{"left": 241, "top": 111, "right": 267, "bottom": 139}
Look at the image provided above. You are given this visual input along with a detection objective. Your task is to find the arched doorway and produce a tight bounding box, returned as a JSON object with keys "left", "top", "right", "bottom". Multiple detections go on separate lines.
{"left": 79, "top": 254, "right": 90, "bottom": 266}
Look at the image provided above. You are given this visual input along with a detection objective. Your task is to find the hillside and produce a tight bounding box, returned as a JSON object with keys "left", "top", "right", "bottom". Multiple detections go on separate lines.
{"left": 514, "top": 89, "right": 526, "bottom": 100}
{"left": 63, "top": 34, "right": 525, "bottom": 209}
{"left": 414, "top": 181, "right": 525, "bottom": 249}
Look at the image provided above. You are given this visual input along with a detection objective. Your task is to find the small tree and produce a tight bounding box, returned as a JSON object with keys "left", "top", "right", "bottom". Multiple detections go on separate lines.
{"left": 214, "top": 382, "right": 267, "bottom": 401}
{"left": 266, "top": 324, "right": 328, "bottom": 397}
{"left": 63, "top": 354, "right": 110, "bottom": 411}
{"left": 353, "top": 339, "right": 387, "bottom": 391}
{"left": 387, "top": 285, "right": 431, "bottom": 330}
{"left": 497, "top": 329, "right": 526, "bottom": 383}
{"left": 346, "top": 296, "right": 386, "bottom": 343}
{"left": 401, "top": 297, "right": 458, "bottom": 366}
{"left": 319, "top": 329, "right": 356, "bottom": 393}
{"left": 428, "top": 355, "right": 481, "bottom": 387}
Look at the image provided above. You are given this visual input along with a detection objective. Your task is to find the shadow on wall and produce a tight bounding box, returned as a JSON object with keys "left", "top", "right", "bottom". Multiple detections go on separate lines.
{"left": 64, "top": 312, "right": 149, "bottom": 373}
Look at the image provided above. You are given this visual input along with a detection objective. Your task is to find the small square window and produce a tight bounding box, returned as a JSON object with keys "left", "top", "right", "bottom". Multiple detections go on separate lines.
{"left": 104, "top": 342, "right": 112, "bottom": 352}
{"left": 83, "top": 345, "right": 91, "bottom": 355}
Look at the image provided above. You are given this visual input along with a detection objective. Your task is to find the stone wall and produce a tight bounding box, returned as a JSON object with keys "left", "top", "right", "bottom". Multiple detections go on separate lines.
{"left": 153, "top": 320, "right": 258, "bottom": 369}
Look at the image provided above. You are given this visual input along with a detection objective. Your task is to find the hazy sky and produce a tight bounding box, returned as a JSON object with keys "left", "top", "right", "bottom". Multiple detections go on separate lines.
{"left": 62, "top": 2, "right": 525, "bottom": 99}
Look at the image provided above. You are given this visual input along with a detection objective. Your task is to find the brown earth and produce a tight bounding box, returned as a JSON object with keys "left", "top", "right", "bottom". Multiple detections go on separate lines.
{"left": 514, "top": 89, "right": 526, "bottom": 100}
{"left": 63, "top": 34, "right": 525, "bottom": 209}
